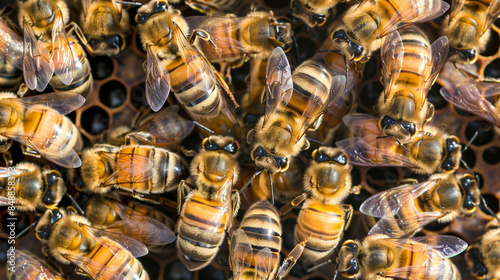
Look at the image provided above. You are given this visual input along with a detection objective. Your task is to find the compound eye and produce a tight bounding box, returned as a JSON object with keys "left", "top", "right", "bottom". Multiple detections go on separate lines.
{"left": 202, "top": 138, "right": 218, "bottom": 150}
{"left": 253, "top": 147, "right": 268, "bottom": 158}
{"left": 275, "top": 156, "right": 289, "bottom": 171}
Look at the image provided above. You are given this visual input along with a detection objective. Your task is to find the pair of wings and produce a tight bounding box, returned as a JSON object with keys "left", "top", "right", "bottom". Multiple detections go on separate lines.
{"left": 230, "top": 228, "right": 277, "bottom": 280}
{"left": 370, "top": 235, "right": 467, "bottom": 279}
{"left": 62, "top": 223, "right": 149, "bottom": 280}
{"left": 336, "top": 113, "right": 421, "bottom": 168}
{"left": 440, "top": 82, "right": 500, "bottom": 127}
{"left": 0, "top": 17, "right": 23, "bottom": 70}
{"left": 363, "top": 0, "right": 450, "bottom": 39}
{"left": 380, "top": 30, "right": 449, "bottom": 108}
{"left": 8, "top": 250, "right": 63, "bottom": 280}
{"left": 97, "top": 149, "right": 155, "bottom": 187}
{"left": 265, "top": 47, "right": 347, "bottom": 140}
{"left": 125, "top": 105, "right": 195, "bottom": 148}
{"left": 449, "top": 0, "right": 500, "bottom": 36}
{"left": 145, "top": 21, "right": 236, "bottom": 112}
{"left": 360, "top": 179, "right": 445, "bottom": 237}
{"left": 99, "top": 200, "right": 175, "bottom": 246}
{"left": 1, "top": 92, "right": 85, "bottom": 168}
{"left": 23, "top": 7, "right": 75, "bottom": 92}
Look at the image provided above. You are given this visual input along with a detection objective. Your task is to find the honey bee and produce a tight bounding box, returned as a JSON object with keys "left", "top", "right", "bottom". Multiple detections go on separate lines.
{"left": 338, "top": 116, "right": 462, "bottom": 174}
{"left": 440, "top": 82, "right": 500, "bottom": 130}
{"left": 465, "top": 217, "right": 500, "bottom": 279}
{"left": 290, "top": 0, "right": 347, "bottom": 28}
{"left": 442, "top": 0, "right": 500, "bottom": 64}
{"left": 177, "top": 135, "right": 240, "bottom": 271}
{"left": 330, "top": 0, "right": 449, "bottom": 62}
{"left": 79, "top": 0, "right": 130, "bottom": 56}
{"left": 7, "top": 249, "right": 64, "bottom": 280}
{"left": 337, "top": 234, "right": 467, "bottom": 279}
{"left": 83, "top": 195, "right": 176, "bottom": 250}
{"left": 185, "top": 11, "right": 293, "bottom": 71}
{"left": 80, "top": 144, "right": 187, "bottom": 200}
{"left": 0, "top": 162, "right": 66, "bottom": 212}
{"left": 376, "top": 27, "right": 449, "bottom": 141}
{"left": 19, "top": 0, "right": 93, "bottom": 96}
{"left": 360, "top": 172, "right": 480, "bottom": 238}
{"left": 230, "top": 199, "right": 308, "bottom": 279}
{"left": 35, "top": 207, "right": 150, "bottom": 280}
{"left": 105, "top": 105, "right": 195, "bottom": 151}
{"left": 0, "top": 90, "right": 84, "bottom": 168}
{"left": 279, "top": 147, "right": 353, "bottom": 264}
{"left": 247, "top": 47, "right": 346, "bottom": 174}
{"left": 0, "top": 15, "right": 23, "bottom": 91}
{"left": 135, "top": 0, "right": 241, "bottom": 138}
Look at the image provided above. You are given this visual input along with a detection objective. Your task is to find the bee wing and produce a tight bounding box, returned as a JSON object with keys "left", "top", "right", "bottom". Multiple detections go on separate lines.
{"left": 145, "top": 44, "right": 170, "bottom": 112}
{"left": 80, "top": 224, "right": 149, "bottom": 257}
{"left": 82, "top": 0, "right": 90, "bottom": 17}
{"left": 384, "top": 235, "right": 468, "bottom": 259}
{"left": 360, "top": 179, "right": 438, "bottom": 217}
{"left": 379, "top": 0, "right": 450, "bottom": 37}
{"left": 264, "top": 47, "right": 293, "bottom": 126}
{"left": 0, "top": 167, "right": 24, "bottom": 177}
{"left": 130, "top": 105, "right": 194, "bottom": 145}
{"left": 3, "top": 132, "right": 81, "bottom": 168}
{"left": 109, "top": 200, "right": 176, "bottom": 245}
{"left": 368, "top": 211, "right": 443, "bottom": 238}
{"left": 335, "top": 137, "right": 417, "bottom": 168}
{"left": 0, "top": 18, "right": 23, "bottom": 69}
{"left": 296, "top": 74, "right": 346, "bottom": 139}
{"left": 482, "top": 0, "right": 500, "bottom": 35}
{"left": 99, "top": 151, "right": 154, "bottom": 185}
{"left": 380, "top": 30, "right": 404, "bottom": 100}
{"left": 342, "top": 113, "right": 381, "bottom": 143}
{"left": 8, "top": 250, "right": 59, "bottom": 280}
{"left": 440, "top": 84, "right": 500, "bottom": 126}
{"left": 230, "top": 228, "right": 253, "bottom": 279}
{"left": 51, "top": 8, "right": 75, "bottom": 85}
{"left": 22, "top": 21, "right": 54, "bottom": 92}
{"left": 254, "top": 247, "right": 274, "bottom": 280}
{"left": 422, "top": 36, "right": 449, "bottom": 96}
{"left": 449, "top": 0, "right": 465, "bottom": 19}
{"left": 10, "top": 92, "right": 86, "bottom": 115}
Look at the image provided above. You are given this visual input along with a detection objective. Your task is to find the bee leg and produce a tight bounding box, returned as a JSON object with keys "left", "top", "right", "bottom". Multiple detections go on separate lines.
{"left": 2, "top": 151, "right": 12, "bottom": 166}
{"left": 189, "top": 29, "right": 222, "bottom": 56}
{"left": 278, "top": 193, "right": 307, "bottom": 216}
{"left": 0, "top": 140, "right": 13, "bottom": 155}
{"left": 16, "top": 83, "right": 28, "bottom": 97}
{"left": 65, "top": 22, "right": 95, "bottom": 57}
{"left": 185, "top": 0, "right": 225, "bottom": 16}
{"left": 21, "top": 145, "right": 41, "bottom": 158}
{"left": 276, "top": 236, "right": 310, "bottom": 279}
{"left": 231, "top": 190, "right": 240, "bottom": 217}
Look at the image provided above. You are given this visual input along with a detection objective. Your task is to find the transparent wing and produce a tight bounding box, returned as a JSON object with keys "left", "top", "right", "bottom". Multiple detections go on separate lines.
{"left": 51, "top": 8, "right": 75, "bottom": 85}
{"left": 98, "top": 150, "right": 154, "bottom": 186}
{"left": 380, "top": 30, "right": 404, "bottom": 100}
{"left": 264, "top": 47, "right": 293, "bottom": 126}
{"left": 368, "top": 211, "right": 443, "bottom": 238}
{"left": 335, "top": 137, "right": 417, "bottom": 167}
{"left": 109, "top": 200, "right": 176, "bottom": 245}
{"left": 8, "top": 250, "right": 58, "bottom": 280}
{"left": 440, "top": 84, "right": 500, "bottom": 127}
{"left": 422, "top": 36, "right": 449, "bottom": 97}
{"left": 145, "top": 44, "right": 170, "bottom": 112}
{"left": 3, "top": 132, "right": 81, "bottom": 168}
{"left": 360, "top": 179, "right": 438, "bottom": 217}
{"left": 22, "top": 21, "right": 53, "bottom": 92}
{"left": 254, "top": 247, "right": 274, "bottom": 280}
{"left": 449, "top": 0, "right": 465, "bottom": 19}
{"left": 10, "top": 92, "right": 85, "bottom": 115}
{"left": 482, "top": 0, "right": 500, "bottom": 35}
{"left": 0, "top": 167, "right": 24, "bottom": 178}
{"left": 0, "top": 18, "right": 23, "bottom": 69}
{"left": 230, "top": 228, "right": 253, "bottom": 280}
{"left": 80, "top": 224, "right": 149, "bottom": 257}
{"left": 380, "top": 0, "right": 450, "bottom": 37}
{"left": 342, "top": 113, "right": 381, "bottom": 143}
{"left": 384, "top": 235, "right": 468, "bottom": 258}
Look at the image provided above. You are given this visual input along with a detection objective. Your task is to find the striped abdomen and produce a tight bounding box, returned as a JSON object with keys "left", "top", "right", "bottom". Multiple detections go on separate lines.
{"left": 295, "top": 201, "right": 346, "bottom": 263}
{"left": 109, "top": 146, "right": 184, "bottom": 194}
{"left": 22, "top": 107, "right": 83, "bottom": 157}
{"left": 177, "top": 193, "right": 231, "bottom": 271}
{"left": 231, "top": 200, "right": 282, "bottom": 280}
{"left": 396, "top": 245, "right": 459, "bottom": 279}
{"left": 49, "top": 38, "right": 93, "bottom": 98}
{"left": 83, "top": 237, "right": 149, "bottom": 280}
{"left": 168, "top": 53, "right": 221, "bottom": 117}
{"left": 0, "top": 58, "right": 22, "bottom": 91}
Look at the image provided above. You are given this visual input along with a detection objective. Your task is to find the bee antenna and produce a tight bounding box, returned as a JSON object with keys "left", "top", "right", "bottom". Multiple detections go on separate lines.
{"left": 65, "top": 193, "right": 84, "bottom": 216}
{"left": 463, "top": 131, "right": 479, "bottom": 152}
{"left": 116, "top": 1, "right": 142, "bottom": 6}
{"left": 480, "top": 195, "right": 500, "bottom": 223}
{"left": 224, "top": 123, "right": 239, "bottom": 136}
{"left": 460, "top": 158, "right": 475, "bottom": 177}
{"left": 193, "top": 121, "right": 215, "bottom": 134}
{"left": 16, "top": 221, "right": 37, "bottom": 239}
{"left": 306, "top": 137, "right": 326, "bottom": 146}
{"left": 268, "top": 171, "right": 274, "bottom": 205}
{"left": 239, "top": 169, "right": 263, "bottom": 194}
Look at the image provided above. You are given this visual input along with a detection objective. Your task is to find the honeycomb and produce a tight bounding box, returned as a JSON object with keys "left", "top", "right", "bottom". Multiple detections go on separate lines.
{"left": 0, "top": 0, "right": 500, "bottom": 280}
